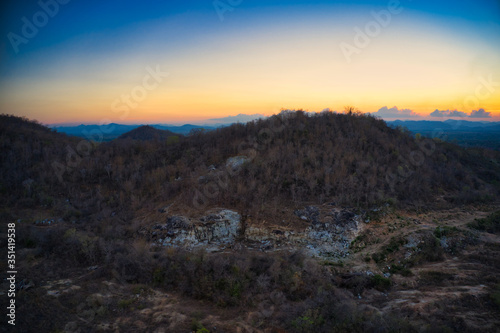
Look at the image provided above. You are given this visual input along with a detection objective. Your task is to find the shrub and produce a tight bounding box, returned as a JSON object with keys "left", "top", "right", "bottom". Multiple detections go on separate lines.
{"left": 371, "top": 236, "right": 406, "bottom": 264}
{"left": 340, "top": 274, "right": 373, "bottom": 295}
{"left": 371, "top": 274, "right": 391, "bottom": 291}
{"left": 191, "top": 320, "right": 210, "bottom": 333}
{"left": 291, "top": 309, "right": 325, "bottom": 333}
{"left": 118, "top": 298, "right": 136, "bottom": 310}
{"left": 152, "top": 267, "right": 165, "bottom": 286}
{"left": 419, "top": 271, "right": 454, "bottom": 286}
{"left": 489, "top": 284, "right": 500, "bottom": 310}
{"left": 434, "top": 226, "right": 459, "bottom": 238}
{"left": 390, "top": 264, "right": 413, "bottom": 277}
{"left": 468, "top": 210, "right": 500, "bottom": 234}
{"left": 409, "top": 232, "right": 444, "bottom": 265}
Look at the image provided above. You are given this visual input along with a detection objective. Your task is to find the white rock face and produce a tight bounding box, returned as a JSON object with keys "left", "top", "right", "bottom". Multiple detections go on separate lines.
{"left": 150, "top": 206, "right": 363, "bottom": 258}
{"left": 225, "top": 156, "right": 249, "bottom": 170}
{"left": 155, "top": 210, "right": 241, "bottom": 251}
{"left": 245, "top": 209, "right": 361, "bottom": 258}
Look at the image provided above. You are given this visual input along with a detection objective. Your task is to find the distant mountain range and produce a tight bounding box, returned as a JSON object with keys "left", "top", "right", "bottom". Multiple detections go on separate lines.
{"left": 50, "top": 123, "right": 217, "bottom": 141}
{"left": 51, "top": 119, "right": 500, "bottom": 149}
{"left": 387, "top": 120, "right": 500, "bottom": 132}
{"left": 387, "top": 120, "right": 500, "bottom": 150}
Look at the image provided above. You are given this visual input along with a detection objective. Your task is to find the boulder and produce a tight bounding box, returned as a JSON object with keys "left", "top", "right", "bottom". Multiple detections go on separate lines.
{"left": 225, "top": 156, "right": 249, "bottom": 170}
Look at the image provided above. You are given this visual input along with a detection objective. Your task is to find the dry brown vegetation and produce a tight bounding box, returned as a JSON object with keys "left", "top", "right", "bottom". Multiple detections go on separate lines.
{"left": 4, "top": 206, "right": 500, "bottom": 332}
{"left": 1, "top": 113, "right": 500, "bottom": 332}
{"left": 1, "top": 112, "right": 499, "bottom": 217}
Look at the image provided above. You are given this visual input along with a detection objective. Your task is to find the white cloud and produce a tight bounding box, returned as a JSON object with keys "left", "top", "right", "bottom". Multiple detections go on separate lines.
{"left": 208, "top": 113, "right": 266, "bottom": 123}
{"left": 469, "top": 108, "right": 492, "bottom": 118}
{"left": 371, "top": 106, "right": 420, "bottom": 119}
{"left": 429, "top": 109, "right": 468, "bottom": 117}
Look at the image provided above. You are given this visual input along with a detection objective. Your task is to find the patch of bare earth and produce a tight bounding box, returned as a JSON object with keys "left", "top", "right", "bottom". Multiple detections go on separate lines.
{"left": 345, "top": 204, "right": 500, "bottom": 331}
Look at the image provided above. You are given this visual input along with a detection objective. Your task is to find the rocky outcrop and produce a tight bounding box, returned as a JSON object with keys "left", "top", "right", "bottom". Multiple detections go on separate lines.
{"left": 247, "top": 206, "right": 363, "bottom": 258}
{"left": 225, "top": 156, "right": 249, "bottom": 170}
{"left": 152, "top": 210, "right": 241, "bottom": 252}
{"left": 149, "top": 206, "right": 364, "bottom": 258}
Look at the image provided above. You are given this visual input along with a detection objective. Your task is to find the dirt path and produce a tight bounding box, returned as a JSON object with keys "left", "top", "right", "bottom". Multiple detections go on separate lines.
{"left": 346, "top": 204, "right": 500, "bottom": 330}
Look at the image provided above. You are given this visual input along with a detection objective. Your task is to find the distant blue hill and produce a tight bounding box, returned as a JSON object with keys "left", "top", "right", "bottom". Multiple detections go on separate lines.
{"left": 51, "top": 123, "right": 217, "bottom": 141}
{"left": 387, "top": 120, "right": 500, "bottom": 132}
{"left": 51, "top": 119, "right": 500, "bottom": 149}
{"left": 387, "top": 120, "right": 500, "bottom": 150}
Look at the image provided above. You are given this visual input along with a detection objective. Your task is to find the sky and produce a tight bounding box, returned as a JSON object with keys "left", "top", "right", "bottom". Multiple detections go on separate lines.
{"left": 0, "top": 0, "right": 499, "bottom": 124}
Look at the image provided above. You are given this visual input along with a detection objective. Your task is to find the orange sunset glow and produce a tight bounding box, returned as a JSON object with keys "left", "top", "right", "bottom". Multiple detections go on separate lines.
{"left": 1, "top": 2, "right": 499, "bottom": 124}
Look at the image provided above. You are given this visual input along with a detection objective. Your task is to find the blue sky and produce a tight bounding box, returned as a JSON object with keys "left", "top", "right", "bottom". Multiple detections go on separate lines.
{"left": 2, "top": 0, "right": 499, "bottom": 58}
{"left": 1, "top": 0, "right": 499, "bottom": 123}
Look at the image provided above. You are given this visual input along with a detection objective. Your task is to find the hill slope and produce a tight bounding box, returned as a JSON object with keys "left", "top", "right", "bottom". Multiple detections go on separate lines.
{"left": 2, "top": 112, "right": 500, "bottom": 215}
{"left": 0, "top": 114, "right": 78, "bottom": 207}
{"left": 116, "top": 125, "right": 179, "bottom": 141}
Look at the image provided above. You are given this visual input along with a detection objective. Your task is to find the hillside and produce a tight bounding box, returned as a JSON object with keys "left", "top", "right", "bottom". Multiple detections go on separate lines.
{"left": 2, "top": 112, "right": 500, "bottom": 332}
{"left": 116, "top": 125, "right": 180, "bottom": 141}
{"left": 0, "top": 114, "right": 78, "bottom": 207}
{"left": 2, "top": 111, "right": 500, "bottom": 215}
{"left": 94, "top": 110, "right": 499, "bottom": 218}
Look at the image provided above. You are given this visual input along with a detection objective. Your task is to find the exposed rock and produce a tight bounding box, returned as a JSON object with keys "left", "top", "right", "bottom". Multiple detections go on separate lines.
{"left": 225, "top": 156, "right": 249, "bottom": 170}
{"left": 155, "top": 210, "right": 241, "bottom": 251}
{"left": 166, "top": 216, "right": 190, "bottom": 229}
{"left": 64, "top": 321, "right": 80, "bottom": 333}
{"left": 22, "top": 178, "right": 34, "bottom": 192}
{"left": 150, "top": 206, "right": 363, "bottom": 258}
{"left": 294, "top": 206, "right": 320, "bottom": 224}
{"left": 44, "top": 279, "right": 81, "bottom": 297}
{"left": 17, "top": 279, "right": 35, "bottom": 291}
{"left": 404, "top": 235, "right": 421, "bottom": 249}
{"left": 34, "top": 218, "right": 57, "bottom": 226}
{"left": 158, "top": 205, "right": 172, "bottom": 213}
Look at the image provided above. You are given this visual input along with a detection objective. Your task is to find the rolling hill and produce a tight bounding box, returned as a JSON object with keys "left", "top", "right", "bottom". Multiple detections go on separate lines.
{"left": 51, "top": 123, "right": 215, "bottom": 140}
{"left": 116, "top": 125, "right": 180, "bottom": 141}
{"left": 2, "top": 112, "right": 500, "bottom": 214}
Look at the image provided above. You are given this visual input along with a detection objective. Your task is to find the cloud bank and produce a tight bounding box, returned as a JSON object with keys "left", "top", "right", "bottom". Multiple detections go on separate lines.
{"left": 371, "top": 106, "right": 420, "bottom": 119}
{"left": 208, "top": 113, "right": 267, "bottom": 123}
{"left": 469, "top": 108, "right": 492, "bottom": 118}
{"left": 429, "top": 108, "right": 492, "bottom": 118}
{"left": 429, "top": 109, "right": 468, "bottom": 117}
